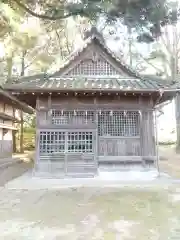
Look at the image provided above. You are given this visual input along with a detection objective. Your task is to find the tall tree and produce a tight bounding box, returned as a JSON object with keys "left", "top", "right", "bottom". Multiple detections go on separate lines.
{"left": 2, "top": 0, "right": 172, "bottom": 41}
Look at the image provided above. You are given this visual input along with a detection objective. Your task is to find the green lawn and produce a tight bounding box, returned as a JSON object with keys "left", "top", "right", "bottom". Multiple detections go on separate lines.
{"left": 0, "top": 187, "right": 180, "bottom": 239}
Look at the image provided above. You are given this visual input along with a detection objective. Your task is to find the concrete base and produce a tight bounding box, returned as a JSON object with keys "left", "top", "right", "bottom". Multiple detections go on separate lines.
{"left": 4, "top": 168, "right": 178, "bottom": 190}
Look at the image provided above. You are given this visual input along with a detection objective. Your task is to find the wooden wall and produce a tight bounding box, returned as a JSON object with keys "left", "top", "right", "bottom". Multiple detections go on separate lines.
{"left": 0, "top": 102, "right": 19, "bottom": 158}
{"left": 35, "top": 95, "right": 156, "bottom": 166}
{"left": 0, "top": 140, "right": 13, "bottom": 158}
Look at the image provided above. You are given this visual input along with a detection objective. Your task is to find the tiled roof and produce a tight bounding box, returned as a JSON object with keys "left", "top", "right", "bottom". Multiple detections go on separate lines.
{"left": 5, "top": 77, "right": 177, "bottom": 92}
{"left": 0, "top": 87, "right": 34, "bottom": 113}
{"left": 3, "top": 27, "right": 179, "bottom": 94}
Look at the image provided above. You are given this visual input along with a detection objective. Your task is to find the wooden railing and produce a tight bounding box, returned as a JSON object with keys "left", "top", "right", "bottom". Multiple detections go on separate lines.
{"left": 98, "top": 136, "right": 141, "bottom": 156}
{"left": 0, "top": 140, "right": 13, "bottom": 158}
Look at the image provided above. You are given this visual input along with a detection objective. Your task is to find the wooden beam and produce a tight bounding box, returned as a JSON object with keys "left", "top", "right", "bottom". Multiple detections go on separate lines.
{"left": 47, "top": 94, "right": 52, "bottom": 124}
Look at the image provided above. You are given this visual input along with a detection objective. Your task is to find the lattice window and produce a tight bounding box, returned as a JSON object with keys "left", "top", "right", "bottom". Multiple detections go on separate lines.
{"left": 39, "top": 131, "right": 65, "bottom": 154}
{"left": 68, "top": 132, "right": 93, "bottom": 153}
{"left": 52, "top": 110, "right": 95, "bottom": 125}
{"left": 39, "top": 131, "right": 93, "bottom": 154}
{"left": 98, "top": 111, "right": 140, "bottom": 137}
{"left": 66, "top": 59, "right": 120, "bottom": 76}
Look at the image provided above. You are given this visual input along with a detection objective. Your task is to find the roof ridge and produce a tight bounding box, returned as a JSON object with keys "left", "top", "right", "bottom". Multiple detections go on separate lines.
{"left": 51, "top": 28, "right": 148, "bottom": 80}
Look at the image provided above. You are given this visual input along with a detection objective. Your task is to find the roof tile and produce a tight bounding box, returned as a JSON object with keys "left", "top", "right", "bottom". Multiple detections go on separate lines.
{"left": 4, "top": 77, "right": 177, "bottom": 92}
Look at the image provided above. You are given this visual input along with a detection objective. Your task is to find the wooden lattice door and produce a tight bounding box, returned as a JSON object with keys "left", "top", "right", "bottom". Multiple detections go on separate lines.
{"left": 65, "top": 130, "right": 97, "bottom": 176}
{"left": 38, "top": 129, "right": 97, "bottom": 176}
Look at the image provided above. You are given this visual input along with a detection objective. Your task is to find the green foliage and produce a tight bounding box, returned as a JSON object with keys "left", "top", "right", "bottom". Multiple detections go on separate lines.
{"left": 23, "top": 113, "right": 35, "bottom": 128}
{"left": 15, "top": 126, "right": 35, "bottom": 152}
{"left": 0, "top": 1, "right": 74, "bottom": 78}
{"left": 23, "top": 131, "right": 35, "bottom": 151}
{"left": 3, "top": 0, "right": 179, "bottom": 42}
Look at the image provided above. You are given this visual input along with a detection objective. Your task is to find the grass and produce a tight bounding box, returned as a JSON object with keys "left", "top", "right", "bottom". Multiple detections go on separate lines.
{"left": 0, "top": 188, "right": 180, "bottom": 239}
{"left": 159, "top": 145, "right": 180, "bottom": 178}
{"left": 1, "top": 145, "right": 180, "bottom": 238}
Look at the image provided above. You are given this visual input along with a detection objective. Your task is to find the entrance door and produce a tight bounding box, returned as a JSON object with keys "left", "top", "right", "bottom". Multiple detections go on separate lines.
{"left": 38, "top": 130, "right": 97, "bottom": 176}
{"left": 38, "top": 131, "right": 66, "bottom": 175}
{"left": 65, "top": 130, "right": 97, "bottom": 176}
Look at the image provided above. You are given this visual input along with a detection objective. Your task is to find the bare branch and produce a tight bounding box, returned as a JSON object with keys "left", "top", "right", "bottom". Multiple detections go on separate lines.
{"left": 12, "top": 0, "right": 84, "bottom": 20}
{"left": 131, "top": 43, "right": 163, "bottom": 73}
{"left": 24, "top": 37, "right": 53, "bottom": 70}
{"left": 160, "top": 33, "right": 172, "bottom": 55}
{"left": 63, "top": 30, "right": 72, "bottom": 54}
{"left": 55, "top": 28, "right": 64, "bottom": 48}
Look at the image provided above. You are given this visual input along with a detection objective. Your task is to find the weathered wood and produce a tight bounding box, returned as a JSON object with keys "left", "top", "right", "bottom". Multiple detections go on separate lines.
{"left": 142, "top": 110, "right": 156, "bottom": 157}
{"left": 98, "top": 137, "right": 140, "bottom": 157}
{"left": 37, "top": 95, "right": 152, "bottom": 109}
{"left": 37, "top": 124, "right": 96, "bottom": 129}
{"left": 34, "top": 90, "right": 157, "bottom": 177}
{"left": 19, "top": 110, "right": 24, "bottom": 153}
{"left": 0, "top": 140, "right": 12, "bottom": 158}
{"left": 98, "top": 156, "right": 156, "bottom": 162}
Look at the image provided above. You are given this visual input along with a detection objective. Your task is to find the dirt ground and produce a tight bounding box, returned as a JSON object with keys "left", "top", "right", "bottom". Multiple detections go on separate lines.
{"left": 0, "top": 186, "right": 180, "bottom": 239}
{"left": 0, "top": 147, "right": 180, "bottom": 239}
{"left": 0, "top": 151, "right": 33, "bottom": 187}
{"left": 0, "top": 161, "right": 33, "bottom": 187}
{"left": 159, "top": 145, "right": 180, "bottom": 178}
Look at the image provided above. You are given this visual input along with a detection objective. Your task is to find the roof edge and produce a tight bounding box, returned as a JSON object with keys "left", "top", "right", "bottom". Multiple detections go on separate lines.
{"left": 0, "top": 88, "right": 34, "bottom": 114}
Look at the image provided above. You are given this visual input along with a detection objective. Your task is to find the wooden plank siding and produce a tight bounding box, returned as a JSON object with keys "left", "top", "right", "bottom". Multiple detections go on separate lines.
{"left": 0, "top": 140, "right": 13, "bottom": 158}
{"left": 0, "top": 103, "right": 19, "bottom": 157}
{"left": 35, "top": 95, "right": 157, "bottom": 176}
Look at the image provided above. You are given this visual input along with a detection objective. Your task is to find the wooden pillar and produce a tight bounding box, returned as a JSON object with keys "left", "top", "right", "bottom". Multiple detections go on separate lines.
{"left": 94, "top": 97, "right": 98, "bottom": 170}
{"left": 154, "top": 108, "right": 160, "bottom": 172}
{"left": 12, "top": 108, "right": 16, "bottom": 153}
{"left": 47, "top": 94, "right": 52, "bottom": 123}
{"left": 139, "top": 109, "right": 145, "bottom": 166}
{"left": 20, "top": 110, "right": 24, "bottom": 153}
{"left": 34, "top": 96, "right": 40, "bottom": 172}
{"left": 139, "top": 96, "right": 146, "bottom": 166}
{"left": 141, "top": 108, "right": 156, "bottom": 166}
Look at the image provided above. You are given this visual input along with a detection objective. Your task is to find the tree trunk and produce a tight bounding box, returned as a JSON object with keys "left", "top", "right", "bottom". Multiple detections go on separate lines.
{"left": 128, "top": 26, "right": 133, "bottom": 67}
{"left": 170, "top": 28, "right": 180, "bottom": 151}
{"left": 20, "top": 50, "right": 26, "bottom": 77}
{"left": 19, "top": 50, "right": 26, "bottom": 153}
{"left": 6, "top": 56, "right": 13, "bottom": 82}
{"left": 170, "top": 54, "right": 180, "bottom": 151}
{"left": 12, "top": 130, "right": 17, "bottom": 153}
{"left": 20, "top": 110, "right": 24, "bottom": 153}
{"left": 175, "top": 94, "right": 180, "bottom": 151}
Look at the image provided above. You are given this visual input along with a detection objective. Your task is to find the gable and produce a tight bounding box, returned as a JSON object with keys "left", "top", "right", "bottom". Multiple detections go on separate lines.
{"left": 65, "top": 56, "right": 121, "bottom": 76}
{"left": 53, "top": 39, "right": 132, "bottom": 78}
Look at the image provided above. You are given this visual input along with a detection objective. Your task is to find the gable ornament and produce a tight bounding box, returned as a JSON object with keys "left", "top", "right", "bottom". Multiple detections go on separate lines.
{"left": 91, "top": 52, "right": 99, "bottom": 62}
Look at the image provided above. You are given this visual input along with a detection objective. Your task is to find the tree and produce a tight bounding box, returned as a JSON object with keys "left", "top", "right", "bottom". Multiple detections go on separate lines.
{"left": 0, "top": 1, "right": 81, "bottom": 77}
{"left": 2, "top": 0, "right": 180, "bottom": 150}
{"left": 2, "top": 0, "right": 173, "bottom": 41}
{"left": 143, "top": 2, "right": 180, "bottom": 150}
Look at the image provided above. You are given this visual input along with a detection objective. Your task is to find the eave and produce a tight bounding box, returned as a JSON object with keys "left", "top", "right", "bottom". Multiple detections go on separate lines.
{"left": 8, "top": 88, "right": 177, "bottom": 109}
{"left": 0, "top": 112, "right": 20, "bottom": 122}
{"left": 0, "top": 88, "right": 34, "bottom": 114}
